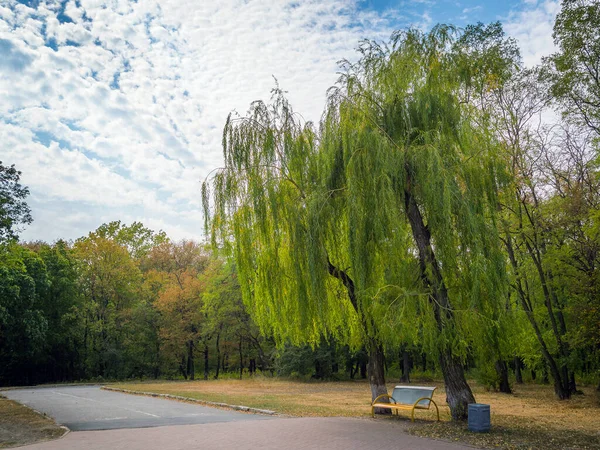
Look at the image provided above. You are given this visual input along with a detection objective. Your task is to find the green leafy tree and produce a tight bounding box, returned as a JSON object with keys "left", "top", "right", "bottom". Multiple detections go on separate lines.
{"left": 74, "top": 233, "right": 142, "bottom": 378}
{"left": 319, "top": 25, "right": 509, "bottom": 419}
{"left": 0, "top": 162, "right": 32, "bottom": 244}
{"left": 202, "top": 89, "right": 388, "bottom": 405}
{"left": 544, "top": 0, "right": 600, "bottom": 135}
{"left": 0, "top": 245, "right": 48, "bottom": 385}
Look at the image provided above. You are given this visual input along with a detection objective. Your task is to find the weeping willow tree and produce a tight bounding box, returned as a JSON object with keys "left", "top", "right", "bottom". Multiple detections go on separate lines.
{"left": 320, "top": 25, "right": 508, "bottom": 420}
{"left": 201, "top": 89, "right": 395, "bottom": 404}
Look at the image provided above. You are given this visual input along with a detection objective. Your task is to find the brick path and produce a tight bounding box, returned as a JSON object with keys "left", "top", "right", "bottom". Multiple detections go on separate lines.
{"left": 22, "top": 417, "right": 471, "bottom": 450}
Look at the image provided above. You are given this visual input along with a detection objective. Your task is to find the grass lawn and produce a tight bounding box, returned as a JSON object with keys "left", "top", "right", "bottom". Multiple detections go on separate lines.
{"left": 0, "top": 394, "right": 65, "bottom": 448}
{"left": 113, "top": 377, "right": 600, "bottom": 449}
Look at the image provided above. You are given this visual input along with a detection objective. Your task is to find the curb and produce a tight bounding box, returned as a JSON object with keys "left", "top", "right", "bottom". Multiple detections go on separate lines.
{"left": 101, "top": 386, "right": 278, "bottom": 416}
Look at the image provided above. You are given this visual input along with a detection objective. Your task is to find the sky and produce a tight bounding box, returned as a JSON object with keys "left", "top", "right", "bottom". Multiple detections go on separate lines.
{"left": 0, "top": 0, "right": 561, "bottom": 242}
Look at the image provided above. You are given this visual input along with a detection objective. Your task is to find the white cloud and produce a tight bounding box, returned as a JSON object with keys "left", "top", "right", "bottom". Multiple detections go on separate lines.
{"left": 1, "top": 0, "right": 397, "bottom": 242}
{"left": 0, "top": 0, "right": 563, "bottom": 243}
{"left": 504, "top": 0, "right": 560, "bottom": 67}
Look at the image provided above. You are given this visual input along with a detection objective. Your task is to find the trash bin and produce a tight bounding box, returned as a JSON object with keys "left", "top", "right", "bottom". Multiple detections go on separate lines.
{"left": 468, "top": 403, "right": 490, "bottom": 432}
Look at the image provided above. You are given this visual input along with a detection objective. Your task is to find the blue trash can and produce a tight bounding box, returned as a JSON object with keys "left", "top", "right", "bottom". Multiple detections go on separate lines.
{"left": 468, "top": 403, "right": 490, "bottom": 432}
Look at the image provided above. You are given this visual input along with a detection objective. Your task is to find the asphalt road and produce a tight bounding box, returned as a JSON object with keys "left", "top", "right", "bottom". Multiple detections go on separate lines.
{"left": 21, "top": 418, "right": 471, "bottom": 450}
{"left": 3, "top": 385, "right": 270, "bottom": 431}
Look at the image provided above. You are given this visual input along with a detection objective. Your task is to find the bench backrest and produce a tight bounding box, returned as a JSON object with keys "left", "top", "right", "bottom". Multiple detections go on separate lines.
{"left": 391, "top": 386, "right": 436, "bottom": 408}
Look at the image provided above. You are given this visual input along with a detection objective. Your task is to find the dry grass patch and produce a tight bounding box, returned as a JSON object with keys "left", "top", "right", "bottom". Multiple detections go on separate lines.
{"left": 408, "top": 383, "right": 600, "bottom": 449}
{"left": 0, "top": 395, "right": 65, "bottom": 448}
{"left": 114, "top": 378, "right": 600, "bottom": 449}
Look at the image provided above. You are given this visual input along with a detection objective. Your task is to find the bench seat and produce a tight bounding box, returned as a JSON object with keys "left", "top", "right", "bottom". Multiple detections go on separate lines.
{"left": 371, "top": 385, "right": 440, "bottom": 422}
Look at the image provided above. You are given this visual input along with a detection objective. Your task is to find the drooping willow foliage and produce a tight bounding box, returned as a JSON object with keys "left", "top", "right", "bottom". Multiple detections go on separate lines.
{"left": 321, "top": 25, "right": 509, "bottom": 359}
{"left": 203, "top": 25, "right": 516, "bottom": 419}
{"left": 202, "top": 90, "right": 363, "bottom": 349}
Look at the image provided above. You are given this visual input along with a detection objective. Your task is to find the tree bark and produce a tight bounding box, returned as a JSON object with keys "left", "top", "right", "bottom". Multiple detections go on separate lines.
{"left": 214, "top": 332, "right": 221, "bottom": 380}
{"left": 203, "top": 342, "right": 209, "bottom": 381}
{"left": 495, "top": 360, "right": 512, "bottom": 393}
{"left": 503, "top": 231, "right": 570, "bottom": 399}
{"left": 180, "top": 355, "right": 188, "bottom": 380}
{"left": 400, "top": 348, "right": 410, "bottom": 383}
{"left": 369, "top": 339, "right": 391, "bottom": 415}
{"left": 328, "top": 259, "right": 389, "bottom": 407}
{"left": 238, "top": 337, "right": 244, "bottom": 380}
{"left": 514, "top": 356, "right": 523, "bottom": 384}
{"left": 404, "top": 185, "right": 475, "bottom": 420}
{"left": 187, "top": 340, "right": 195, "bottom": 381}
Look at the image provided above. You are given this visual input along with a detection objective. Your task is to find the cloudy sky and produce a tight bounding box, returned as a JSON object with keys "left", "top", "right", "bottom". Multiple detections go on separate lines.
{"left": 1, "top": 0, "right": 560, "bottom": 242}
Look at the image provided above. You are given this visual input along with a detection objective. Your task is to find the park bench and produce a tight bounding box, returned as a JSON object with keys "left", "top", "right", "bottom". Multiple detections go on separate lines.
{"left": 371, "top": 385, "right": 440, "bottom": 421}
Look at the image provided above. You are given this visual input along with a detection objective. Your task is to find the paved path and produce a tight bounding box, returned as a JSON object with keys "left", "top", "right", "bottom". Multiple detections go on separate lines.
{"left": 2, "top": 386, "right": 269, "bottom": 431}
{"left": 21, "top": 417, "right": 471, "bottom": 450}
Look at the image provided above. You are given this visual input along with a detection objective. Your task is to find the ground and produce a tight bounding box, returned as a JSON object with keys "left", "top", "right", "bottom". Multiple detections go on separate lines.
{"left": 2, "top": 386, "right": 470, "bottom": 450}
{"left": 0, "top": 394, "right": 65, "bottom": 448}
{"left": 112, "top": 378, "right": 600, "bottom": 449}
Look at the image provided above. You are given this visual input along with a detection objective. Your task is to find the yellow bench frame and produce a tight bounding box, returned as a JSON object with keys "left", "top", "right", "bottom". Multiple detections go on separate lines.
{"left": 371, "top": 387, "right": 440, "bottom": 422}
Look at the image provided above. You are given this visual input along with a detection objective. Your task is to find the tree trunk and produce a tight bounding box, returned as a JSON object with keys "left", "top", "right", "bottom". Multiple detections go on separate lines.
{"left": 180, "top": 355, "right": 188, "bottom": 380}
{"left": 495, "top": 360, "right": 512, "bottom": 393}
{"left": 187, "top": 340, "right": 195, "bottom": 381}
{"left": 360, "top": 360, "right": 367, "bottom": 379}
{"left": 214, "top": 332, "right": 221, "bottom": 380}
{"left": 369, "top": 339, "right": 391, "bottom": 415}
{"left": 514, "top": 357, "right": 523, "bottom": 384}
{"left": 503, "top": 231, "right": 571, "bottom": 399}
{"left": 238, "top": 337, "right": 244, "bottom": 380}
{"left": 569, "top": 371, "right": 579, "bottom": 394}
{"left": 439, "top": 349, "right": 475, "bottom": 420}
{"left": 404, "top": 186, "right": 475, "bottom": 420}
{"left": 203, "top": 343, "right": 209, "bottom": 381}
{"left": 328, "top": 260, "right": 389, "bottom": 405}
{"left": 400, "top": 348, "right": 410, "bottom": 383}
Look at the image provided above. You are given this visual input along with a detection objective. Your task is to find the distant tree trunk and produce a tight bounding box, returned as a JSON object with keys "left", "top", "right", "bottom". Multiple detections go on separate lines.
{"left": 214, "top": 332, "right": 221, "bottom": 380}
{"left": 531, "top": 368, "right": 536, "bottom": 381}
{"left": 238, "top": 337, "right": 244, "bottom": 380}
{"left": 203, "top": 343, "right": 209, "bottom": 381}
{"left": 495, "top": 360, "right": 512, "bottom": 393}
{"left": 422, "top": 353, "right": 427, "bottom": 372}
{"left": 369, "top": 339, "right": 391, "bottom": 415}
{"left": 504, "top": 232, "right": 570, "bottom": 399}
{"left": 223, "top": 352, "right": 229, "bottom": 373}
{"left": 569, "top": 372, "right": 579, "bottom": 394}
{"left": 187, "top": 340, "right": 195, "bottom": 381}
{"left": 360, "top": 360, "right": 367, "bottom": 379}
{"left": 153, "top": 338, "right": 161, "bottom": 380}
{"left": 180, "top": 355, "right": 188, "bottom": 380}
{"left": 249, "top": 358, "right": 256, "bottom": 376}
{"left": 514, "top": 357, "right": 523, "bottom": 384}
{"left": 400, "top": 348, "right": 411, "bottom": 383}
{"left": 596, "top": 379, "right": 600, "bottom": 392}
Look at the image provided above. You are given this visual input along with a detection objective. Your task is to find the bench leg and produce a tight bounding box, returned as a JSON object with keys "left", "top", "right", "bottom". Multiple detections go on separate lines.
{"left": 430, "top": 399, "right": 440, "bottom": 421}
